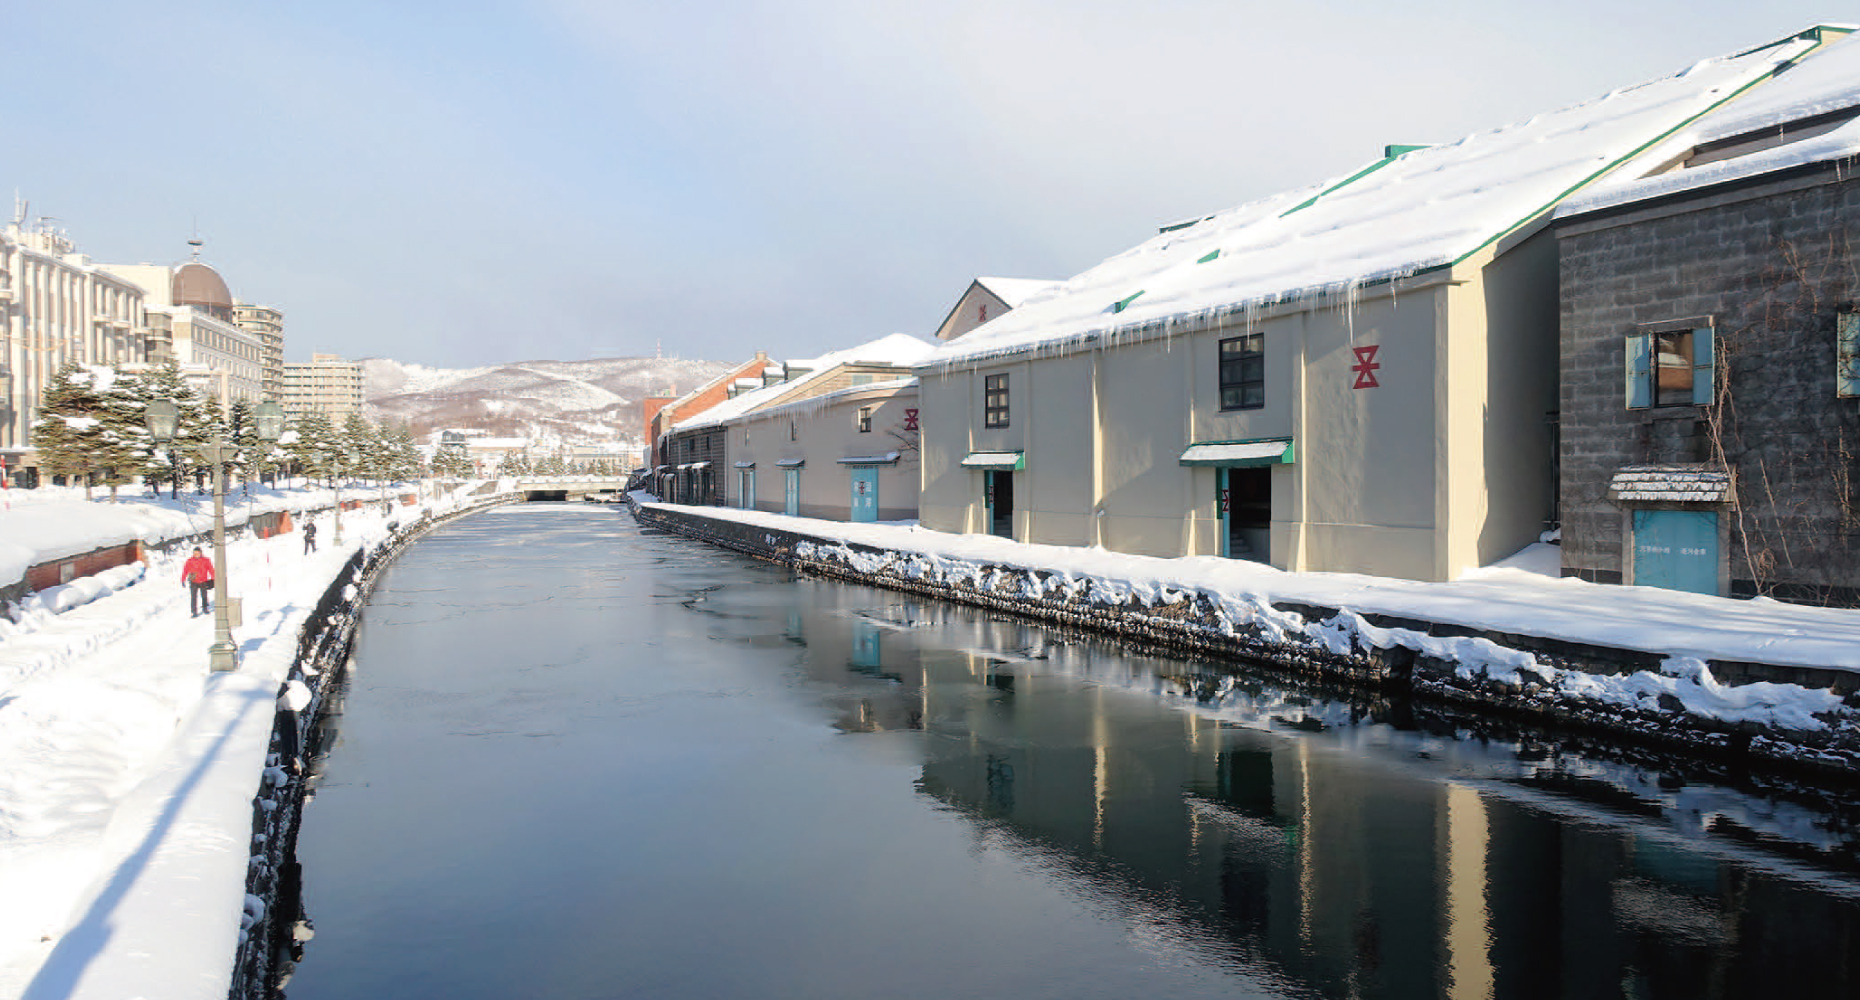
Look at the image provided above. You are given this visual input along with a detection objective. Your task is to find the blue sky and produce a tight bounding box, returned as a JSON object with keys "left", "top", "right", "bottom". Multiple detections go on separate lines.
{"left": 6, "top": 1, "right": 1849, "bottom": 367}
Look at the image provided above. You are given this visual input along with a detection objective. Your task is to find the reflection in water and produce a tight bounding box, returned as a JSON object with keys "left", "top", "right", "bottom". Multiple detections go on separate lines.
{"left": 285, "top": 505, "right": 1860, "bottom": 1000}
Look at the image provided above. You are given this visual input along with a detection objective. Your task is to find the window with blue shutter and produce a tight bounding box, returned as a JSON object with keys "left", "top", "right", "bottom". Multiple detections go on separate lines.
{"left": 1627, "top": 326, "right": 1714, "bottom": 408}
{"left": 1840, "top": 312, "right": 1860, "bottom": 398}
{"left": 1689, "top": 327, "right": 1715, "bottom": 406}
{"left": 1625, "top": 334, "right": 1652, "bottom": 409}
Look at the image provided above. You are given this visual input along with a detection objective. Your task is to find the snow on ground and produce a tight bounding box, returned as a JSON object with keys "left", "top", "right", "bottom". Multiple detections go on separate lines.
{"left": 638, "top": 498, "right": 1860, "bottom": 738}
{"left": 0, "top": 481, "right": 487, "bottom": 1000}
{"left": 4, "top": 484, "right": 1856, "bottom": 997}
{"left": 637, "top": 499, "right": 1860, "bottom": 673}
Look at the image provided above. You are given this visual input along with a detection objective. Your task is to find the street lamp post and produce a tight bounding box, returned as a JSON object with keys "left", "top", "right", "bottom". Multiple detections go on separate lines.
{"left": 146, "top": 399, "right": 285, "bottom": 672}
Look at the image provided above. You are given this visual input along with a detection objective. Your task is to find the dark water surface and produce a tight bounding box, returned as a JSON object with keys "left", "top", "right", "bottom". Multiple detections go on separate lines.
{"left": 283, "top": 505, "right": 1860, "bottom": 999}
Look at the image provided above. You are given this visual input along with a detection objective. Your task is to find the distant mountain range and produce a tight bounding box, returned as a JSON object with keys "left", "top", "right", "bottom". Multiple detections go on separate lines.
{"left": 361, "top": 356, "right": 737, "bottom": 448}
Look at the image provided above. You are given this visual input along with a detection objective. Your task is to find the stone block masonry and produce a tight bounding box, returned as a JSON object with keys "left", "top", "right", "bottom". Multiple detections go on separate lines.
{"left": 633, "top": 501, "right": 1860, "bottom": 782}
{"left": 1558, "top": 165, "right": 1860, "bottom": 606}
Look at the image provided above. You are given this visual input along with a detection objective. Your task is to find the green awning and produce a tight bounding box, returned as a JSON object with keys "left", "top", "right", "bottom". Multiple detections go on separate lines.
{"left": 961, "top": 451, "right": 1025, "bottom": 470}
{"left": 1178, "top": 438, "right": 1294, "bottom": 467}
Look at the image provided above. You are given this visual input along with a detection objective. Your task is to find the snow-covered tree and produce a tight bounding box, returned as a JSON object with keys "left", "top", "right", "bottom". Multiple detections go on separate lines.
{"left": 32, "top": 361, "right": 109, "bottom": 498}
{"left": 124, "top": 360, "right": 220, "bottom": 497}
{"left": 385, "top": 426, "right": 422, "bottom": 482}
{"left": 341, "top": 413, "right": 384, "bottom": 483}
{"left": 286, "top": 411, "right": 341, "bottom": 484}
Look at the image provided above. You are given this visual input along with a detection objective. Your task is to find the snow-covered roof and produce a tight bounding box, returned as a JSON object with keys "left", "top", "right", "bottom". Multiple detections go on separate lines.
{"left": 673, "top": 335, "right": 931, "bottom": 432}
{"left": 1561, "top": 27, "right": 1860, "bottom": 216}
{"left": 975, "top": 277, "right": 1061, "bottom": 309}
{"left": 924, "top": 30, "right": 1824, "bottom": 367}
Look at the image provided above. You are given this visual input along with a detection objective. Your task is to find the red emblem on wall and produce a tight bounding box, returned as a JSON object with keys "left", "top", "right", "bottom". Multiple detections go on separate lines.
{"left": 904, "top": 408, "right": 920, "bottom": 431}
{"left": 1351, "top": 345, "right": 1381, "bottom": 389}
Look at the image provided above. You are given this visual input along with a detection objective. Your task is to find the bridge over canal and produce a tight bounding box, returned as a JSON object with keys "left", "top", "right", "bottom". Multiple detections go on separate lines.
{"left": 506, "top": 475, "right": 630, "bottom": 501}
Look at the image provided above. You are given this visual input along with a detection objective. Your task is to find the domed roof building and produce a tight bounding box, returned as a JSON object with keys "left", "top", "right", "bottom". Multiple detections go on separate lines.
{"left": 172, "top": 260, "right": 234, "bottom": 322}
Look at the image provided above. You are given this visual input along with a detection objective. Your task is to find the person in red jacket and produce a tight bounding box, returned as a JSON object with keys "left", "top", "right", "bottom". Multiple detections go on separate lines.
{"left": 181, "top": 547, "right": 215, "bottom": 618}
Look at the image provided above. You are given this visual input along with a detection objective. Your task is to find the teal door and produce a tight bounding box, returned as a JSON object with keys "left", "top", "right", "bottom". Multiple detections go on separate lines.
{"left": 784, "top": 469, "right": 800, "bottom": 516}
{"left": 1632, "top": 509, "right": 1719, "bottom": 595}
{"left": 738, "top": 470, "right": 755, "bottom": 510}
{"left": 850, "top": 467, "right": 878, "bottom": 522}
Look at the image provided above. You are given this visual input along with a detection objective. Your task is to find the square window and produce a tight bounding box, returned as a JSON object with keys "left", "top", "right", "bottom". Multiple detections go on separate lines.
{"left": 1626, "top": 326, "right": 1714, "bottom": 409}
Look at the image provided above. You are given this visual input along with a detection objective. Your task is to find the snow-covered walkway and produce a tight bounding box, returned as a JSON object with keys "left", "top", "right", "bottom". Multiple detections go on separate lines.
{"left": 0, "top": 484, "right": 453, "bottom": 1000}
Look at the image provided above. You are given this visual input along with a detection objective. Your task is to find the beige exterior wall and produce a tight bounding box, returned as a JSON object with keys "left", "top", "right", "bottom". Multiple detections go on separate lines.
{"left": 919, "top": 231, "right": 1559, "bottom": 582}
{"left": 1, "top": 227, "right": 153, "bottom": 456}
{"left": 165, "top": 306, "right": 266, "bottom": 408}
{"left": 233, "top": 301, "right": 285, "bottom": 401}
{"left": 729, "top": 384, "right": 921, "bottom": 521}
{"left": 281, "top": 353, "right": 364, "bottom": 423}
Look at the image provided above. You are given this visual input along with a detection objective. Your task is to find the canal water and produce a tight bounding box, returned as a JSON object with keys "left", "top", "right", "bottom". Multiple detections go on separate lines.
{"left": 282, "top": 505, "right": 1860, "bottom": 999}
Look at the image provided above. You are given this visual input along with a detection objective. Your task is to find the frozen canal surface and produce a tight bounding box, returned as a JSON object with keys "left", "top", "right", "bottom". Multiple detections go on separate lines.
{"left": 284, "top": 505, "right": 1860, "bottom": 999}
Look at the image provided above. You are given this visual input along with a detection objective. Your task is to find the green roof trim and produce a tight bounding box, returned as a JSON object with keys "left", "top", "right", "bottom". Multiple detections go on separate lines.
{"left": 1383, "top": 144, "right": 1430, "bottom": 158}
{"left": 1112, "top": 290, "right": 1146, "bottom": 313}
{"left": 1197, "top": 249, "right": 1220, "bottom": 264}
{"left": 1457, "top": 28, "right": 1846, "bottom": 267}
{"left": 1280, "top": 150, "right": 1409, "bottom": 217}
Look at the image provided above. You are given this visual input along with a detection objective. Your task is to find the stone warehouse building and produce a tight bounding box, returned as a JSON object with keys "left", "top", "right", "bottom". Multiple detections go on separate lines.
{"left": 914, "top": 28, "right": 1842, "bottom": 582}
{"left": 659, "top": 334, "right": 932, "bottom": 516}
{"left": 1557, "top": 26, "right": 1860, "bottom": 605}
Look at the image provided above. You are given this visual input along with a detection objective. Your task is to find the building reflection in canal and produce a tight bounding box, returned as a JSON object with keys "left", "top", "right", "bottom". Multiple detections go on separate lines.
{"left": 771, "top": 579, "right": 1860, "bottom": 1000}
{"left": 291, "top": 509, "right": 1860, "bottom": 1000}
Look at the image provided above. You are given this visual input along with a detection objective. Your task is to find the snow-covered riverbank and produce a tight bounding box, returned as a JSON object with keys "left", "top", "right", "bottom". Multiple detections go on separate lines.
{"left": 0, "top": 481, "right": 498, "bottom": 1000}
{"left": 632, "top": 497, "right": 1860, "bottom": 770}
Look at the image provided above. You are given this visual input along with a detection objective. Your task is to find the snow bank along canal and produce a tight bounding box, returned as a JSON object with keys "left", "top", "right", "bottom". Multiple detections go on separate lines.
{"left": 278, "top": 504, "right": 1860, "bottom": 998}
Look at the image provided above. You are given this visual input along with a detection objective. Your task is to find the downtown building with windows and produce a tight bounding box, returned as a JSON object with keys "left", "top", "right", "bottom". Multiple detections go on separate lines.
{"left": 233, "top": 300, "right": 286, "bottom": 400}
{"left": 0, "top": 217, "right": 156, "bottom": 485}
{"left": 103, "top": 257, "right": 268, "bottom": 409}
{"left": 280, "top": 353, "right": 364, "bottom": 424}
{"left": 912, "top": 28, "right": 1844, "bottom": 583}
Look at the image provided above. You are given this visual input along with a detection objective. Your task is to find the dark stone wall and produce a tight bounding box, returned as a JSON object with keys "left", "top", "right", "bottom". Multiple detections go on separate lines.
{"left": 1558, "top": 166, "right": 1860, "bottom": 605}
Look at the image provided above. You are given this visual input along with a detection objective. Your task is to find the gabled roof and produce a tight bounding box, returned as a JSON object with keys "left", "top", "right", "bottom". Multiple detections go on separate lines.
{"left": 1561, "top": 25, "right": 1860, "bottom": 216}
{"left": 673, "top": 334, "right": 932, "bottom": 432}
{"left": 932, "top": 277, "right": 1063, "bottom": 342}
{"left": 974, "top": 277, "right": 1059, "bottom": 308}
{"left": 925, "top": 28, "right": 1828, "bottom": 367}
{"left": 658, "top": 353, "right": 769, "bottom": 423}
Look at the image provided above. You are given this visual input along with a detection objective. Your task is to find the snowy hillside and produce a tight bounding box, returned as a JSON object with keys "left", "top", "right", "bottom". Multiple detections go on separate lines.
{"left": 361, "top": 356, "right": 736, "bottom": 446}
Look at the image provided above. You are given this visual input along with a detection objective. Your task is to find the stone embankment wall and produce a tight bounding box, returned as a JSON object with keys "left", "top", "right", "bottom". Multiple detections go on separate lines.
{"left": 633, "top": 502, "right": 1860, "bottom": 780}
{"left": 231, "top": 492, "right": 515, "bottom": 998}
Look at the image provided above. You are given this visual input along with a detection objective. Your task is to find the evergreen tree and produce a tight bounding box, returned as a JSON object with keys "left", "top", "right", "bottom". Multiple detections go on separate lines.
{"left": 387, "top": 427, "right": 422, "bottom": 483}
{"left": 89, "top": 366, "right": 150, "bottom": 500}
{"left": 125, "top": 360, "right": 219, "bottom": 496}
{"left": 286, "top": 411, "right": 341, "bottom": 484}
{"left": 32, "top": 361, "right": 108, "bottom": 498}
{"left": 341, "top": 413, "right": 383, "bottom": 484}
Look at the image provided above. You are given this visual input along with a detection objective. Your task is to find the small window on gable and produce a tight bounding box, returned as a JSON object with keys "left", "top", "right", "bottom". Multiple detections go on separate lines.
{"left": 1839, "top": 311, "right": 1860, "bottom": 398}
{"left": 857, "top": 406, "right": 873, "bottom": 433}
{"left": 1626, "top": 326, "right": 1714, "bottom": 409}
